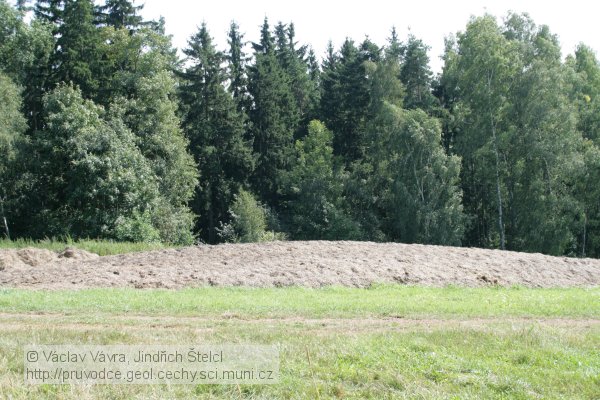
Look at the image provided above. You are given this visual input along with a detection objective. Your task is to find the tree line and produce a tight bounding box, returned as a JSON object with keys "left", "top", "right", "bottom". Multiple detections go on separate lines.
{"left": 1, "top": 0, "right": 599, "bottom": 257}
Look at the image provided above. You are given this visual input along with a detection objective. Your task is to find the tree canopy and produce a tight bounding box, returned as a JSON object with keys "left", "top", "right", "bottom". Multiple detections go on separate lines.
{"left": 1, "top": 1, "right": 599, "bottom": 257}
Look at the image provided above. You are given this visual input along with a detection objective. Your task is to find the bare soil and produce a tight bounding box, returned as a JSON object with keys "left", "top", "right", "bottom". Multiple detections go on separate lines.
{"left": 0, "top": 241, "right": 599, "bottom": 289}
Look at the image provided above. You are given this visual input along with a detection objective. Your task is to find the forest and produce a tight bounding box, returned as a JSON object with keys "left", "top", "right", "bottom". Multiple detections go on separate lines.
{"left": 1, "top": 0, "right": 599, "bottom": 257}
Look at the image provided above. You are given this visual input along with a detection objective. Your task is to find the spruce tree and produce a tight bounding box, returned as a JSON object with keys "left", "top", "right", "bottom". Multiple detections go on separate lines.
{"left": 247, "top": 18, "right": 297, "bottom": 205}
{"left": 274, "top": 22, "right": 292, "bottom": 69}
{"left": 400, "top": 35, "right": 437, "bottom": 111}
{"left": 98, "top": 0, "right": 144, "bottom": 30}
{"left": 179, "top": 23, "right": 254, "bottom": 243}
{"left": 306, "top": 47, "right": 321, "bottom": 108}
{"left": 52, "top": 0, "right": 100, "bottom": 98}
{"left": 319, "top": 39, "right": 371, "bottom": 162}
{"left": 359, "top": 37, "right": 381, "bottom": 63}
{"left": 318, "top": 41, "right": 339, "bottom": 131}
{"left": 285, "top": 22, "right": 318, "bottom": 135}
{"left": 34, "top": 0, "right": 63, "bottom": 28}
{"left": 226, "top": 21, "right": 250, "bottom": 113}
{"left": 273, "top": 21, "right": 313, "bottom": 135}
{"left": 16, "top": 0, "right": 31, "bottom": 12}
{"left": 385, "top": 26, "right": 403, "bottom": 63}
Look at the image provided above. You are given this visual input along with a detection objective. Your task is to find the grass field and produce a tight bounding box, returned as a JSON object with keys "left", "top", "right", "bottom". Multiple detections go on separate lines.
{"left": 0, "top": 238, "right": 170, "bottom": 256}
{"left": 0, "top": 286, "right": 598, "bottom": 399}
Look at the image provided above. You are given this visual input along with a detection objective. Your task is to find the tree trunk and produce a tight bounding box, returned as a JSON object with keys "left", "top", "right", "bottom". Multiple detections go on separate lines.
{"left": 208, "top": 186, "right": 215, "bottom": 244}
{"left": 0, "top": 195, "right": 9, "bottom": 240}
{"left": 582, "top": 212, "right": 587, "bottom": 258}
{"left": 490, "top": 120, "right": 506, "bottom": 251}
{"left": 487, "top": 70, "right": 506, "bottom": 251}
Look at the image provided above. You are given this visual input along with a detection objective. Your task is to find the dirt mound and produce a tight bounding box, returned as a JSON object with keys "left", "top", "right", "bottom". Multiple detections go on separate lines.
{"left": 1, "top": 242, "right": 599, "bottom": 289}
{"left": 0, "top": 247, "right": 99, "bottom": 271}
{"left": 58, "top": 247, "right": 99, "bottom": 261}
{"left": 0, "top": 248, "right": 58, "bottom": 270}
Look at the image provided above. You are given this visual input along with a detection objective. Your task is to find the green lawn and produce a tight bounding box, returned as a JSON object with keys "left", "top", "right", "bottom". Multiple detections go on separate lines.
{"left": 0, "top": 286, "right": 598, "bottom": 399}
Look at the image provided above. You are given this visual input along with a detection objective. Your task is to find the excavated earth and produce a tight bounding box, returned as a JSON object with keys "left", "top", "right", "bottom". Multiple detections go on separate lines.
{"left": 0, "top": 242, "right": 599, "bottom": 289}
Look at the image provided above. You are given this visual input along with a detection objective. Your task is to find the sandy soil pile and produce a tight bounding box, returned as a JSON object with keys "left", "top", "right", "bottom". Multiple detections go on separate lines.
{"left": 0, "top": 247, "right": 98, "bottom": 270}
{"left": 0, "top": 242, "right": 599, "bottom": 289}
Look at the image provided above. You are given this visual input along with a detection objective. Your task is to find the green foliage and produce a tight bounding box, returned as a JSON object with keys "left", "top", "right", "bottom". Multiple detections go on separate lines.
{"left": 344, "top": 161, "right": 387, "bottom": 242}
{"left": 385, "top": 26, "right": 403, "bottom": 63}
{"left": 18, "top": 85, "right": 193, "bottom": 244}
{"left": 1, "top": 1, "right": 600, "bottom": 258}
{"left": 52, "top": 0, "right": 101, "bottom": 97}
{"left": 226, "top": 21, "right": 250, "bottom": 112}
{"left": 443, "top": 15, "right": 519, "bottom": 249}
{"left": 440, "top": 14, "right": 584, "bottom": 255}
{"left": 218, "top": 190, "right": 285, "bottom": 243}
{"left": 574, "top": 142, "right": 600, "bottom": 257}
{"left": 247, "top": 18, "right": 298, "bottom": 205}
{"left": 114, "top": 73, "right": 199, "bottom": 245}
{"left": 400, "top": 35, "right": 437, "bottom": 112}
{"left": 274, "top": 22, "right": 317, "bottom": 133}
{"left": 114, "top": 209, "right": 161, "bottom": 243}
{"left": 179, "top": 23, "right": 253, "bottom": 243}
{"left": 573, "top": 45, "right": 600, "bottom": 144}
{"left": 123, "top": 70, "right": 198, "bottom": 206}
{"left": 97, "top": 0, "right": 144, "bottom": 30}
{"left": 28, "top": 85, "right": 157, "bottom": 238}
{"left": 506, "top": 53, "right": 582, "bottom": 254}
{"left": 283, "top": 120, "right": 362, "bottom": 240}
{"left": 0, "top": 72, "right": 27, "bottom": 238}
{"left": 147, "top": 198, "right": 196, "bottom": 245}
{"left": 34, "top": 0, "right": 63, "bottom": 27}
{"left": 367, "top": 57, "right": 404, "bottom": 113}
{"left": 0, "top": 0, "right": 54, "bottom": 131}
{"left": 108, "top": 30, "right": 198, "bottom": 244}
{"left": 0, "top": 0, "right": 31, "bottom": 80}
{"left": 93, "top": 25, "right": 178, "bottom": 107}
{"left": 319, "top": 38, "right": 372, "bottom": 162}
{"left": 367, "top": 104, "right": 466, "bottom": 245}
{"left": 0, "top": 73, "right": 26, "bottom": 171}
{"left": 0, "top": 1, "right": 196, "bottom": 245}
{"left": 570, "top": 44, "right": 600, "bottom": 257}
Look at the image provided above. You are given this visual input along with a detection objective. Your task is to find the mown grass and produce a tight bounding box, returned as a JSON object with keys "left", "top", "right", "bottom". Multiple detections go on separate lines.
{"left": 1, "top": 316, "right": 598, "bottom": 400}
{"left": 0, "top": 286, "right": 598, "bottom": 319}
{"left": 0, "top": 238, "right": 170, "bottom": 256}
{"left": 0, "top": 286, "right": 598, "bottom": 399}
